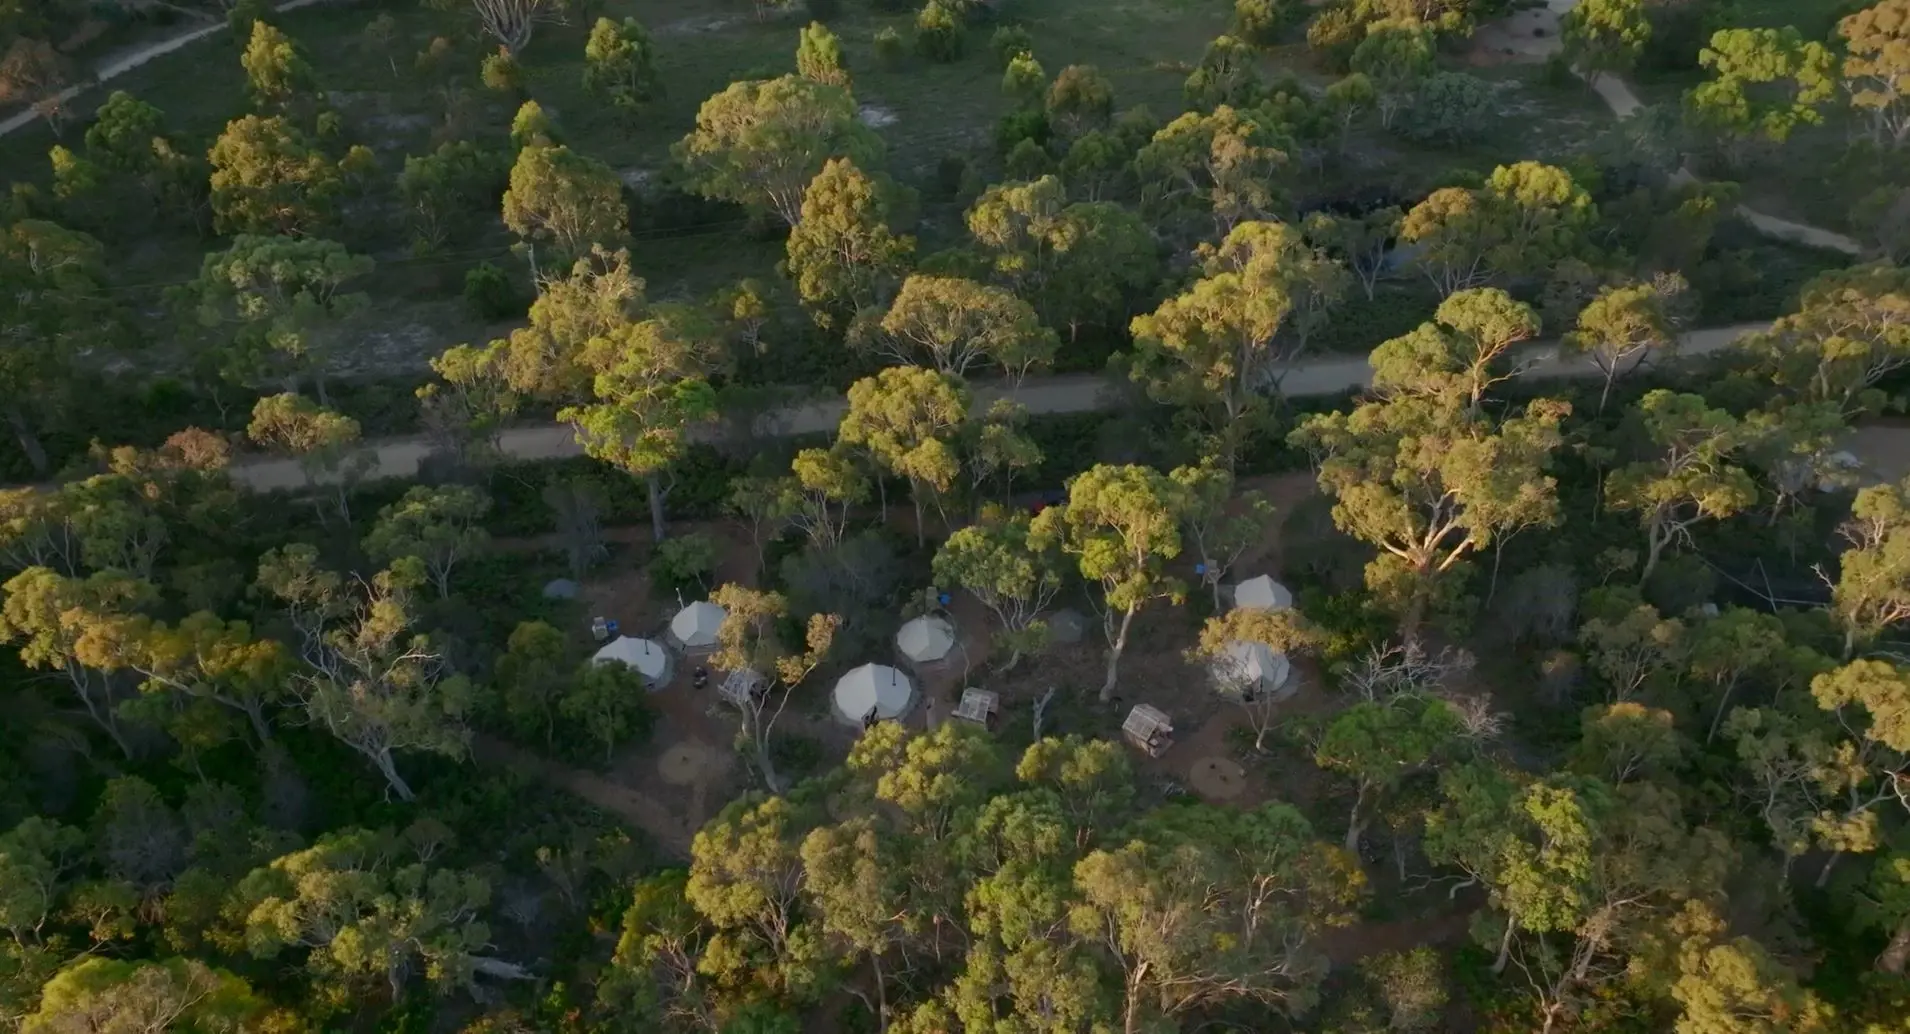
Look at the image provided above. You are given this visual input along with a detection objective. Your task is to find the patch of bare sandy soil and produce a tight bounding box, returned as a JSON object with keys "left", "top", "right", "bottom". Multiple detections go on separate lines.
{"left": 1469, "top": 0, "right": 1574, "bottom": 65}
{"left": 657, "top": 13, "right": 749, "bottom": 36}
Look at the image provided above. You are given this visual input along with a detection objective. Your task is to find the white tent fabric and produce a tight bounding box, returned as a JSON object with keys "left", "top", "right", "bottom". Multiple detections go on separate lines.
{"left": 592, "top": 636, "right": 673, "bottom": 685}
{"left": 1232, "top": 575, "right": 1294, "bottom": 612}
{"left": 896, "top": 615, "right": 956, "bottom": 664}
{"left": 1210, "top": 641, "right": 1292, "bottom": 697}
{"left": 669, "top": 601, "right": 727, "bottom": 649}
{"left": 832, "top": 663, "right": 916, "bottom": 724}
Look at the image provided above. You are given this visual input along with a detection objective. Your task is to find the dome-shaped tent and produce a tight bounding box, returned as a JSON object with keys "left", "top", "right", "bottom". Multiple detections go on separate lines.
{"left": 896, "top": 615, "right": 956, "bottom": 665}
{"left": 1047, "top": 608, "right": 1088, "bottom": 644}
{"left": 1232, "top": 575, "right": 1294, "bottom": 612}
{"left": 592, "top": 636, "right": 673, "bottom": 687}
{"left": 669, "top": 601, "right": 727, "bottom": 650}
{"left": 832, "top": 663, "right": 916, "bottom": 725}
{"left": 1209, "top": 641, "right": 1293, "bottom": 700}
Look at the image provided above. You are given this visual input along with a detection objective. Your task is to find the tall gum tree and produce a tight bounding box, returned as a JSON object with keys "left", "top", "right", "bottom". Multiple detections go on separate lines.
{"left": 837, "top": 367, "right": 970, "bottom": 546}
{"left": 1129, "top": 220, "right": 1343, "bottom": 468}
{"left": 0, "top": 219, "right": 109, "bottom": 475}
{"left": 675, "top": 75, "right": 884, "bottom": 229}
{"left": 1032, "top": 464, "right": 1189, "bottom": 700}
{"left": 1292, "top": 389, "right": 1567, "bottom": 643}
{"left": 783, "top": 157, "right": 915, "bottom": 327}
{"left": 1604, "top": 390, "right": 1757, "bottom": 584}
{"left": 1841, "top": 0, "right": 1910, "bottom": 149}
{"left": 559, "top": 309, "right": 726, "bottom": 542}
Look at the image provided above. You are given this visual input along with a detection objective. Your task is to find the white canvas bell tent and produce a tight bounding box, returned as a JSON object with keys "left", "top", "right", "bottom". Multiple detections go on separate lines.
{"left": 831, "top": 663, "right": 916, "bottom": 725}
{"left": 668, "top": 600, "right": 727, "bottom": 650}
{"left": 592, "top": 636, "right": 673, "bottom": 687}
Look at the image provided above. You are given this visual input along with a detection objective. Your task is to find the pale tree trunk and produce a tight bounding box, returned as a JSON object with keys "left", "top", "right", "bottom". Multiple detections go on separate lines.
{"left": 646, "top": 474, "right": 668, "bottom": 543}
{"left": 746, "top": 700, "right": 786, "bottom": 794}
{"left": 1122, "top": 964, "right": 1149, "bottom": 1034}
{"left": 370, "top": 748, "right": 417, "bottom": 802}
{"left": 70, "top": 666, "right": 134, "bottom": 759}
{"left": 7, "top": 404, "right": 48, "bottom": 476}
{"left": 872, "top": 953, "right": 888, "bottom": 1032}
{"left": 1345, "top": 783, "right": 1371, "bottom": 855}
{"left": 1639, "top": 519, "right": 1673, "bottom": 584}
{"left": 1706, "top": 680, "right": 1737, "bottom": 744}
{"left": 237, "top": 697, "right": 273, "bottom": 746}
{"left": 1815, "top": 851, "right": 1841, "bottom": 889}
{"left": 1491, "top": 911, "right": 1517, "bottom": 975}
{"left": 1247, "top": 702, "right": 1273, "bottom": 751}
{"left": 755, "top": 738, "right": 784, "bottom": 795}
{"left": 1100, "top": 605, "right": 1137, "bottom": 701}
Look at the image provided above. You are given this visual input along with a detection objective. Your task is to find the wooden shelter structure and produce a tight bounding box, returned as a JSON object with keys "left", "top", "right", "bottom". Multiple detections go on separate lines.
{"left": 952, "top": 688, "right": 1000, "bottom": 728}
{"left": 1122, "top": 704, "right": 1175, "bottom": 757}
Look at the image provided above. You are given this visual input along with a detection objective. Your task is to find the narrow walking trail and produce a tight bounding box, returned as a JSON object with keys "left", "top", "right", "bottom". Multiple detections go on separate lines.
{"left": 226, "top": 323, "right": 1770, "bottom": 492}
{"left": 1505, "top": 0, "right": 1864, "bottom": 256}
{"left": 472, "top": 734, "right": 695, "bottom": 859}
{"left": 0, "top": 0, "right": 340, "bottom": 139}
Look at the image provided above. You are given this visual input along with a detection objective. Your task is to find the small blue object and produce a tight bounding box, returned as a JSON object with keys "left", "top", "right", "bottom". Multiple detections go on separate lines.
{"left": 938, "top": 593, "right": 952, "bottom": 606}
{"left": 606, "top": 620, "right": 620, "bottom": 635}
{"left": 1194, "top": 563, "right": 1207, "bottom": 575}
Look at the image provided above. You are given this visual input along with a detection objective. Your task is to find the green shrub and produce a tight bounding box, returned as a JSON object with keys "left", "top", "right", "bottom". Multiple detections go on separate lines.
{"left": 915, "top": 1, "right": 965, "bottom": 62}
{"left": 995, "top": 107, "right": 1050, "bottom": 153}
{"left": 873, "top": 26, "right": 906, "bottom": 67}
{"left": 1307, "top": 281, "right": 1439, "bottom": 355}
{"left": 464, "top": 261, "right": 523, "bottom": 321}
{"left": 769, "top": 733, "right": 826, "bottom": 780}
{"left": 652, "top": 533, "right": 719, "bottom": 596}
{"left": 1004, "top": 137, "right": 1053, "bottom": 179}
{"left": 1233, "top": 0, "right": 1297, "bottom": 46}
{"left": 1539, "top": 52, "right": 1575, "bottom": 91}
{"left": 1303, "top": 588, "right": 1392, "bottom": 673}
{"left": 990, "top": 24, "right": 1034, "bottom": 66}
{"left": 480, "top": 47, "right": 522, "bottom": 93}
{"left": 1395, "top": 72, "right": 1495, "bottom": 146}
{"left": 932, "top": 154, "right": 969, "bottom": 199}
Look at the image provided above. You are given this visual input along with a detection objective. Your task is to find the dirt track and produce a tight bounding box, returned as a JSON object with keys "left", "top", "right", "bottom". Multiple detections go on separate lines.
{"left": 225, "top": 323, "right": 1769, "bottom": 492}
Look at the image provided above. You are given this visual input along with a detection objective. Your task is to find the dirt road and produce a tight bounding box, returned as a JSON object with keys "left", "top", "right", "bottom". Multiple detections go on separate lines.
{"left": 228, "top": 322, "right": 1769, "bottom": 492}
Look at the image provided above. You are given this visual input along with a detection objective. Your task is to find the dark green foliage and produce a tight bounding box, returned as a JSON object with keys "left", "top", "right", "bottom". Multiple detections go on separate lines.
{"left": 995, "top": 107, "right": 1051, "bottom": 152}
{"left": 480, "top": 47, "right": 522, "bottom": 93}
{"left": 873, "top": 26, "right": 906, "bottom": 67}
{"left": 916, "top": 1, "right": 966, "bottom": 62}
{"left": 463, "top": 261, "right": 525, "bottom": 322}
{"left": 1395, "top": 71, "right": 1496, "bottom": 146}
{"left": 652, "top": 532, "right": 719, "bottom": 596}
{"left": 1234, "top": 0, "right": 1300, "bottom": 46}
{"left": 991, "top": 24, "right": 1035, "bottom": 65}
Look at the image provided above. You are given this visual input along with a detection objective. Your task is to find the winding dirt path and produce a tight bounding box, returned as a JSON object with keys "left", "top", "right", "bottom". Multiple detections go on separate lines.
{"left": 0, "top": 0, "right": 343, "bottom": 139}
{"left": 1479, "top": 0, "right": 1865, "bottom": 256}
{"left": 472, "top": 733, "right": 695, "bottom": 860}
